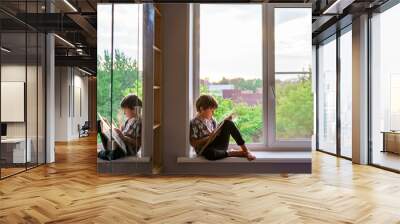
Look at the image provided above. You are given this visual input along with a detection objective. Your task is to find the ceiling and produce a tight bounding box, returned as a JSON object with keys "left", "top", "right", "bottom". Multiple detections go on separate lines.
{"left": 1, "top": 0, "right": 98, "bottom": 74}
{"left": 0, "top": 0, "right": 393, "bottom": 74}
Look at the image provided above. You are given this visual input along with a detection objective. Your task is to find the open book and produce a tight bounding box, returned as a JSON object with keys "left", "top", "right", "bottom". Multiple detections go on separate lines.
{"left": 198, "top": 113, "right": 234, "bottom": 155}
{"left": 98, "top": 113, "right": 127, "bottom": 154}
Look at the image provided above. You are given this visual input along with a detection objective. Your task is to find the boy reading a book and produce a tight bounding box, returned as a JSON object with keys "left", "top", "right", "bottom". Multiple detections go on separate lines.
{"left": 98, "top": 94, "right": 142, "bottom": 160}
{"left": 189, "top": 95, "right": 256, "bottom": 161}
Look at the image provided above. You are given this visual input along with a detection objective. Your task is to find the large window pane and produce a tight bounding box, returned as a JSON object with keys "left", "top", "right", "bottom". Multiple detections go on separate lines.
{"left": 340, "top": 28, "right": 352, "bottom": 158}
{"left": 38, "top": 33, "right": 45, "bottom": 165}
{"left": 371, "top": 4, "right": 400, "bottom": 171}
{"left": 199, "top": 4, "right": 263, "bottom": 143}
{"left": 113, "top": 4, "right": 143, "bottom": 156}
{"left": 275, "top": 8, "right": 312, "bottom": 72}
{"left": 318, "top": 37, "right": 337, "bottom": 154}
{"left": 0, "top": 1, "right": 46, "bottom": 179}
{"left": 97, "top": 4, "right": 113, "bottom": 155}
{"left": 97, "top": 4, "right": 144, "bottom": 169}
{"left": 1, "top": 31, "right": 28, "bottom": 177}
{"left": 26, "top": 0, "right": 42, "bottom": 168}
{"left": 274, "top": 8, "right": 313, "bottom": 141}
{"left": 27, "top": 31, "right": 38, "bottom": 169}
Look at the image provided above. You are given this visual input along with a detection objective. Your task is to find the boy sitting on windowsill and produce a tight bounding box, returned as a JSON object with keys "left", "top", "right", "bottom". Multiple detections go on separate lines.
{"left": 189, "top": 95, "right": 256, "bottom": 161}
{"left": 97, "top": 94, "right": 142, "bottom": 161}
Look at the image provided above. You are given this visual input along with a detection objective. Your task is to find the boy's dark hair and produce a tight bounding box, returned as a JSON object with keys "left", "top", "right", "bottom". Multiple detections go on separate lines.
{"left": 120, "top": 94, "right": 142, "bottom": 109}
{"left": 196, "top": 95, "right": 218, "bottom": 112}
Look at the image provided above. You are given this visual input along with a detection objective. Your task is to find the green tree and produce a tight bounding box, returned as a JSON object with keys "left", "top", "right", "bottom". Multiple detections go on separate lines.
{"left": 275, "top": 74, "right": 313, "bottom": 139}
{"left": 97, "top": 50, "right": 143, "bottom": 123}
{"left": 218, "top": 77, "right": 262, "bottom": 92}
{"left": 97, "top": 50, "right": 313, "bottom": 144}
{"left": 200, "top": 84, "right": 263, "bottom": 143}
{"left": 201, "top": 73, "right": 313, "bottom": 143}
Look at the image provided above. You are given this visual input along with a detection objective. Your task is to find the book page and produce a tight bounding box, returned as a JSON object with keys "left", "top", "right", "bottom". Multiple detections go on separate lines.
{"left": 98, "top": 113, "right": 111, "bottom": 140}
{"left": 198, "top": 119, "right": 226, "bottom": 155}
{"left": 197, "top": 113, "right": 235, "bottom": 155}
{"left": 98, "top": 113, "right": 127, "bottom": 153}
{"left": 110, "top": 122, "right": 127, "bottom": 153}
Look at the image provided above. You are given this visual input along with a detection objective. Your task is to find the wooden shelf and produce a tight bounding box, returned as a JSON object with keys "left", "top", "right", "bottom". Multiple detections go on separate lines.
{"left": 153, "top": 45, "right": 161, "bottom": 52}
{"left": 153, "top": 123, "right": 161, "bottom": 130}
{"left": 153, "top": 3, "right": 162, "bottom": 172}
{"left": 154, "top": 50, "right": 161, "bottom": 86}
{"left": 154, "top": 5, "right": 161, "bottom": 17}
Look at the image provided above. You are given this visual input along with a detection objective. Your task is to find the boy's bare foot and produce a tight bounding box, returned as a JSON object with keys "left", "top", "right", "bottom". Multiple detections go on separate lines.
{"left": 228, "top": 148, "right": 241, "bottom": 153}
{"left": 227, "top": 149, "right": 247, "bottom": 157}
{"left": 246, "top": 151, "right": 256, "bottom": 161}
{"left": 280, "top": 173, "right": 289, "bottom": 178}
{"left": 227, "top": 148, "right": 256, "bottom": 161}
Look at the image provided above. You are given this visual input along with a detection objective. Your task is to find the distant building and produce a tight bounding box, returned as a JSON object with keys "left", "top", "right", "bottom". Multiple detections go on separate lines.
{"left": 207, "top": 84, "right": 234, "bottom": 96}
{"left": 223, "top": 89, "right": 262, "bottom": 106}
{"left": 200, "top": 79, "right": 210, "bottom": 86}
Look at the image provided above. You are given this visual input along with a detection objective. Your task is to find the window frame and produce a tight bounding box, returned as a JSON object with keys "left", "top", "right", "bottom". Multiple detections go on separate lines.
{"left": 0, "top": 1, "right": 47, "bottom": 179}
{"left": 96, "top": 3, "right": 147, "bottom": 159}
{"left": 191, "top": 3, "right": 312, "bottom": 151}
{"left": 338, "top": 25, "right": 353, "bottom": 159}
{"left": 316, "top": 34, "right": 338, "bottom": 155}
{"left": 266, "top": 4, "right": 312, "bottom": 149}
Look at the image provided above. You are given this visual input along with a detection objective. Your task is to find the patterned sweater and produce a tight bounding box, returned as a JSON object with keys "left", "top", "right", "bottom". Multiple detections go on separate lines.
{"left": 189, "top": 116, "right": 217, "bottom": 154}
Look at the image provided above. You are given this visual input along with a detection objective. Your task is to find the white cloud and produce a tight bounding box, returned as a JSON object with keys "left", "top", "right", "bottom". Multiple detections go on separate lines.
{"left": 97, "top": 4, "right": 143, "bottom": 70}
{"left": 200, "top": 4, "right": 262, "bottom": 82}
{"left": 97, "top": 4, "right": 311, "bottom": 79}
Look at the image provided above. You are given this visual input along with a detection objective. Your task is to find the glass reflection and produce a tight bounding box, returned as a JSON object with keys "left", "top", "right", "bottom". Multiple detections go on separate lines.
{"left": 97, "top": 4, "right": 143, "bottom": 165}
{"left": 318, "top": 37, "right": 337, "bottom": 154}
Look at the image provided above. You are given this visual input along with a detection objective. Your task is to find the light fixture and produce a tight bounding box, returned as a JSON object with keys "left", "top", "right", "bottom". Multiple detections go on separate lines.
{"left": 322, "top": 0, "right": 355, "bottom": 15}
{"left": 78, "top": 67, "right": 92, "bottom": 76}
{"left": 63, "top": 0, "right": 78, "bottom": 12}
{"left": 1, "top": 47, "right": 11, "bottom": 53}
{"left": 54, "top": 34, "right": 75, "bottom": 48}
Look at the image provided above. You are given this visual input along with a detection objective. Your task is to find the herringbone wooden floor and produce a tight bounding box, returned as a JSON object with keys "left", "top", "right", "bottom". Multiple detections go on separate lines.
{"left": 1, "top": 135, "right": 400, "bottom": 224}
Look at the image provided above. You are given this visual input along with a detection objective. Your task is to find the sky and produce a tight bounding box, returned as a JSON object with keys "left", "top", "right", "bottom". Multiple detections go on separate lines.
{"left": 97, "top": 4, "right": 311, "bottom": 82}
{"left": 97, "top": 4, "right": 143, "bottom": 70}
{"left": 199, "top": 5, "right": 262, "bottom": 82}
{"left": 200, "top": 5, "right": 311, "bottom": 82}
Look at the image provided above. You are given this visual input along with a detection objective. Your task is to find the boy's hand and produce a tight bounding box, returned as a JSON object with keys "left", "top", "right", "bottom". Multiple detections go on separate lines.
{"left": 103, "top": 117, "right": 110, "bottom": 124}
{"left": 114, "top": 128, "right": 124, "bottom": 138}
{"left": 210, "top": 128, "right": 221, "bottom": 137}
{"left": 225, "top": 113, "right": 234, "bottom": 121}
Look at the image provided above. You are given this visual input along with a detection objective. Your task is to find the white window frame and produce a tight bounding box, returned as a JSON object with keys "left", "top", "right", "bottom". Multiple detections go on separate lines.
{"left": 191, "top": 3, "right": 312, "bottom": 151}
{"left": 266, "top": 3, "right": 312, "bottom": 149}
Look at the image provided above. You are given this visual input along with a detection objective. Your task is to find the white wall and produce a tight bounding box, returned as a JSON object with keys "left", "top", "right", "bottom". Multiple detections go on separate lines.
{"left": 72, "top": 73, "right": 89, "bottom": 138}
{"left": 54, "top": 67, "right": 89, "bottom": 141}
{"left": 1, "top": 63, "right": 46, "bottom": 164}
{"left": 1, "top": 65, "right": 42, "bottom": 137}
{"left": 55, "top": 67, "right": 68, "bottom": 141}
{"left": 1, "top": 65, "right": 26, "bottom": 138}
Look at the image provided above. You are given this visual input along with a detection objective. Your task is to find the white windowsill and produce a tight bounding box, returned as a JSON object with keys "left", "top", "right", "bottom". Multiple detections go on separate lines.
{"left": 177, "top": 151, "right": 311, "bottom": 163}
